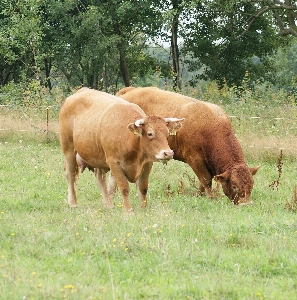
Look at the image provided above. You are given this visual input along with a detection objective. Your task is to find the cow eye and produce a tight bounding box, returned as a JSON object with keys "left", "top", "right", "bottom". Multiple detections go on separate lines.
{"left": 232, "top": 185, "right": 238, "bottom": 192}
{"left": 147, "top": 132, "right": 154, "bottom": 139}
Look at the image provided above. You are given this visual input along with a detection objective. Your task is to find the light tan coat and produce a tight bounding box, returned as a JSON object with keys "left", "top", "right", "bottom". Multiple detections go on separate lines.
{"left": 59, "top": 88, "right": 183, "bottom": 212}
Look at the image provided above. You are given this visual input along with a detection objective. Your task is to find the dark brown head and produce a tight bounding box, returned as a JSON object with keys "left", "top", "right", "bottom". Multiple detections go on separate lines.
{"left": 214, "top": 164, "right": 260, "bottom": 205}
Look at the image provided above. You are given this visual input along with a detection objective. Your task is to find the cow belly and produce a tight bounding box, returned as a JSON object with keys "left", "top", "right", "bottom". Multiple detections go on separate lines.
{"left": 76, "top": 146, "right": 109, "bottom": 170}
{"left": 73, "top": 135, "right": 109, "bottom": 170}
{"left": 82, "top": 155, "right": 109, "bottom": 170}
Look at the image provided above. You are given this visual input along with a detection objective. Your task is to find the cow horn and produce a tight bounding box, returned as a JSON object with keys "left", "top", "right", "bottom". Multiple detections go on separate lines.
{"left": 135, "top": 119, "right": 145, "bottom": 127}
{"left": 164, "top": 117, "right": 185, "bottom": 123}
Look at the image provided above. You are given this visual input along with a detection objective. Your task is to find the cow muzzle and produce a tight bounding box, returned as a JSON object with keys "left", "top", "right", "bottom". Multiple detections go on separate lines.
{"left": 155, "top": 149, "right": 174, "bottom": 162}
{"left": 237, "top": 198, "right": 253, "bottom": 206}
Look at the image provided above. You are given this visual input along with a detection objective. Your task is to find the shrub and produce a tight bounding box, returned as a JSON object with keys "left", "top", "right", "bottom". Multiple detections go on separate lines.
{"left": 0, "top": 80, "right": 66, "bottom": 107}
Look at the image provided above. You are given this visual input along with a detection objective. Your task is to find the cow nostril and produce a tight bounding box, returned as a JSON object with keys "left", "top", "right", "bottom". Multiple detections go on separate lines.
{"left": 165, "top": 150, "right": 173, "bottom": 157}
{"left": 158, "top": 150, "right": 173, "bottom": 160}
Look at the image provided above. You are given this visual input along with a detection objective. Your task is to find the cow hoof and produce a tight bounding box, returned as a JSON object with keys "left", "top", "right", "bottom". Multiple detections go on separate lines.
{"left": 141, "top": 201, "right": 148, "bottom": 209}
{"left": 238, "top": 201, "right": 253, "bottom": 206}
{"left": 69, "top": 203, "right": 78, "bottom": 208}
{"left": 104, "top": 202, "right": 114, "bottom": 209}
{"left": 124, "top": 208, "right": 134, "bottom": 215}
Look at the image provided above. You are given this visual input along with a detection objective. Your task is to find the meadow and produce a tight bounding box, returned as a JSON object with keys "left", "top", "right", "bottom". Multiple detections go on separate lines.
{"left": 1, "top": 88, "right": 297, "bottom": 299}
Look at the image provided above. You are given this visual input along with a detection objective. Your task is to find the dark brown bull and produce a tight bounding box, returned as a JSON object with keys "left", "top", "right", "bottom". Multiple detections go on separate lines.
{"left": 116, "top": 87, "right": 259, "bottom": 205}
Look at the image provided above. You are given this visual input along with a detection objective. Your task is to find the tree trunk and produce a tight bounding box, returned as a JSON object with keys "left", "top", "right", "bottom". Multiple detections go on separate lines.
{"left": 171, "top": 0, "right": 182, "bottom": 91}
{"left": 113, "top": 22, "right": 131, "bottom": 87}
{"left": 44, "top": 58, "right": 52, "bottom": 90}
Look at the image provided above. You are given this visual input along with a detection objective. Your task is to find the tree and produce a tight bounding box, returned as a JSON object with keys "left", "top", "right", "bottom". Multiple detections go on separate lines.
{"left": 181, "top": 0, "right": 292, "bottom": 86}
{"left": 0, "top": 0, "right": 43, "bottom": 85}
{"left": 154, "top": 0, "right": 188, "bottom": 91}
{"left": 1, "top": 0, "right": 296, "bottom": 92}
{"left": 235, "top": 0, "right": 297, "bottom": 38}
{"left": 269, "top": 41, "right": 297, "bottom": 91}
{"left": 0, "top": 0, "right": 166, "bottom": 91}
{"left": 155, "top": 0, "right": 296, "bottom": 88}
{"left": 102, "top": 0, "right": 164, "bottom": 87}
{"left": 169, "top": 0, "right": 184, "bottom": 91}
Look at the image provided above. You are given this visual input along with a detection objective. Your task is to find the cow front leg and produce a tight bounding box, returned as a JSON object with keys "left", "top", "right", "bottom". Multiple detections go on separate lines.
{"left": 95, "top": 169, "right": 114, "bottom": 209}
{"left": 108, "top": 163, "right": 132, "bottom": 213}
{"left": 136, "top": 162, "right": 153, "bottom": 208}
{"left": 187, "top": 159, "right": 213, "bottom": 197}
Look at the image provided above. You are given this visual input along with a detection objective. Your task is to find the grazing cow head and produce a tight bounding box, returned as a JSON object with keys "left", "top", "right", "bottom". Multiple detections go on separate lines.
{"left": 214, "top": 165, "right": 260, "bottom": 205}
{"left": 128, "top": 116, "right": 184, "bottom": 163}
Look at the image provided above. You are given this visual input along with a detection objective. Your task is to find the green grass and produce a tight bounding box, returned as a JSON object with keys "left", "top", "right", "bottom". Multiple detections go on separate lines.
{"left": 1, "top": 131, "right": 297, "bottom": 299}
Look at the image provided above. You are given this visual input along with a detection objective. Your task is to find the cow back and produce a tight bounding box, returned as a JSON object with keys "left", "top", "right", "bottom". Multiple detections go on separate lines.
{"left": 60, "top": 88, "right": 146, "bottom": 169}
{"left": 117, "top": 86, "right": 245, "bottom": 172}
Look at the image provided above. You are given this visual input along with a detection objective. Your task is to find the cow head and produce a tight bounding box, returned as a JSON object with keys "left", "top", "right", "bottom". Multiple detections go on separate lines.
{"left": 214, "top": 165, "right": 260, "bottom": 205}
{"left": 128, "top": 116, "right": 184, "bottom": 162}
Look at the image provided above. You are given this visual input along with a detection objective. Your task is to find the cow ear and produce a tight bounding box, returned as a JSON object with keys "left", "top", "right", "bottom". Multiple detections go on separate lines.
{"left": 214, "top": 171, "right": 229, "bottom": 184}
{"left": 128, "top": 123, "right": 142, "bottom": 136}
{"left": 250, "top": 166, "right": 260, "bottom": 175}
{"left": 166, "top": 119, "right": 184, "bottom": 136}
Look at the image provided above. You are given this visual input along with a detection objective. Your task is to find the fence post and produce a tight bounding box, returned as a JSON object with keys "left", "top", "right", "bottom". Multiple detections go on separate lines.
{"left": 46, "top": 106, "right": 49, "bottom": 135}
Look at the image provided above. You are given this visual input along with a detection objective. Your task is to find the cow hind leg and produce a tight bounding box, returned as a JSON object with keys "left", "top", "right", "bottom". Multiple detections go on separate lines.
{"left": 107, "top": 172, "right": 118, "bottom": 200}
{"left": 95, "top": 169, "right": 114, "bottom": 209}
{"left": 197, "top": 177, "right": 213, "bottom": 197}
{"left": 64, "top": 151, "right": 79, "bottom": 207}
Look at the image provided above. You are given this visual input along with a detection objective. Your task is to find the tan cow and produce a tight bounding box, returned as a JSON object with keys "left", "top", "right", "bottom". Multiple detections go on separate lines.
{"left": 59, "top": 87, "right": 183, "bottom": 212}
{"left": 116, "top": 87, "right": 260, "bottom": 205}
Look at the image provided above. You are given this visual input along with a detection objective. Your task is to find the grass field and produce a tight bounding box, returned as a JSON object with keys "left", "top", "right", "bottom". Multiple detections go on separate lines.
{"left": 1, "top": 104, "right": 297, "bottom": 299}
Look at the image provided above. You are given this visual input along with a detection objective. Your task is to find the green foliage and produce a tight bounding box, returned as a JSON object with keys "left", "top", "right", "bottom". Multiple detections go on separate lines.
{"left": 270, "top": 41, "right": 297, "bottom": 95}
{"left": 0, "top": 79, "right": 66, "bottom": 107}
{"left": 183, "top": 0, "right": 292, "bottom": 87}
{"left": 0, "top": 0, "right": 297, "bottom": 93}
{"left": 0, "top": 0, "right": 165, "bottom": 91}
{"left": 199, "top": 72, "right": 296, "bottom": 108}
{"left": 0, "top": 0, "right": 44, "bottom": 85}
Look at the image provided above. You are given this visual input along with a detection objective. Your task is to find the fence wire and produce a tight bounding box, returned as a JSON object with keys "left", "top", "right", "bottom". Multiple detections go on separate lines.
{"left": 0, "top": 104, "right": 60, "bottom": 134}
{"left": 0, "top": 105, "right": 297, "bottom": 153}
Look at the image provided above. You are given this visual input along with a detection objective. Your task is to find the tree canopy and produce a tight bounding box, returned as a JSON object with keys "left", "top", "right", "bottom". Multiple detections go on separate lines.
{"left": 0, "top": 0, "right": 296, "bottom": 93}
